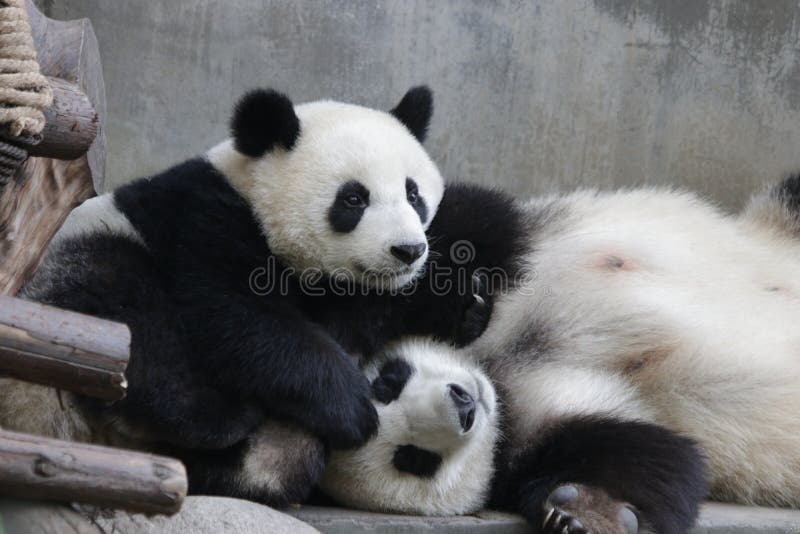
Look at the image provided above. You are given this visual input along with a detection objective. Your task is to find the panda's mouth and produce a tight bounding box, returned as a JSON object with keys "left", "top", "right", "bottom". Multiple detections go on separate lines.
{"left": 351, "top": 262, "right": 420, "bottom": 284}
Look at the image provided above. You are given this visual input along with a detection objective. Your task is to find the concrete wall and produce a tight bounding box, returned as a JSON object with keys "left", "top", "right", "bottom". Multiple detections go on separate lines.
{"left": 35, "top": 0, "right": 800, "bottom": 209}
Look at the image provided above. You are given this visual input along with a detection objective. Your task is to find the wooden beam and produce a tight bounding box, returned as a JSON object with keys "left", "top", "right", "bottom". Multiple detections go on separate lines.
{"left": 0, "top": 295, "right": 129, "bottom": 401}
{"left": 25, "top": 76, "right": 98, "bottom": 161}
{"left": 25, "top": 0, "right": 106, "bottom": 191}
{"left": 0, "top": 429, "right": 187, "bottom": 515}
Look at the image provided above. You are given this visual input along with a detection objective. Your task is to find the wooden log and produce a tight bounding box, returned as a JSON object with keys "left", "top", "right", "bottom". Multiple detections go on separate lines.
{"left": 0, "top": 429, "right": 187, "bottom": 515}
{"left": 0, "top": 156, "right": 95, "bottom": 295}
{"left": 25, "top": 76, "right": 98, "bottom": 161}
{"left": 25, "top": 0, "right": 106, "bottom": 191}
{"left": 0, "top": 295, "right": 129, "bottom": 401}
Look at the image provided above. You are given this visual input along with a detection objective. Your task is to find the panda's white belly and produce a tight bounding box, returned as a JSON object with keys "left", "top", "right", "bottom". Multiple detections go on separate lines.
{"left": 477, "top": 189, "right": 800, "bottom": 506}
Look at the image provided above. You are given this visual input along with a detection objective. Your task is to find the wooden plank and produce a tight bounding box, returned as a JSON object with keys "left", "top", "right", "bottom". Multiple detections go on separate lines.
{"left": 0, "top": 296, "right": 129, "bottom": 400}
{"left": 0, "top": 429, "right": 187, "bottom": 515}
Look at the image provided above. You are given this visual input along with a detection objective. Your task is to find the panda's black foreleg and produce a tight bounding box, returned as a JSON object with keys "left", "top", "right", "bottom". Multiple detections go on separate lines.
{"left": 491, "top": 416, "right": 707, "bottom": 534}
{"left": 193, "top": 300, "right": 379, "bottom": 450}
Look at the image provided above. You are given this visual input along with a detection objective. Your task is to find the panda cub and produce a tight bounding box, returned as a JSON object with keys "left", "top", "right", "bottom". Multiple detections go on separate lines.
{"left": 319, "top": 339, "right": 640, "bottom": 534}
{"left": 0, "top": 87, "right": 502, "bottom": 505}
{"left": 321, "top": 339, "right": 499, "bottom": 516}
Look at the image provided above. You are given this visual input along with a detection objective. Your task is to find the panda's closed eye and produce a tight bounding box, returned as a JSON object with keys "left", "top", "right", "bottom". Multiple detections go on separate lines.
{"left": 372, "top": 358, "right": 414, "bottom": 404}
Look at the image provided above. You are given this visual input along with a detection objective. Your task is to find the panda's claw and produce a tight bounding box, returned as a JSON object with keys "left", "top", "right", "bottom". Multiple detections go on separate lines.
{"left": 540, "top": 484, "right": 637, "bottom": 534}
{"left": 543, "top": 506, "right": 588, "bottom": 534}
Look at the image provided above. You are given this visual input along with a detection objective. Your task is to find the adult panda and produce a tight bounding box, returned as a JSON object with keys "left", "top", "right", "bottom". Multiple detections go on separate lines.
{"left": 0, "top": 87, "right": 508, "bottom": 503}
{"left": 319, "top": 177, "right": 800, "bottom": 533}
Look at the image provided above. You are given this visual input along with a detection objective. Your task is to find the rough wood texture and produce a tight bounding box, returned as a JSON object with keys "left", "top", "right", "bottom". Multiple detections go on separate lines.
{"left": 25, "top": 0, "right": 105, "bottom": 191}
{"left": 26, "top": 76, "right": 98, "bottom": 161}
{"left": 0, "top": 156, "right": 94, "bottom": 295}
{"left": 0, "top": 429, "right": 187, "bottom": 515}
{"left": 0, "top": 3, "right": 106, "bottom": 296}
{"left": 0, "top": 295, "right": 129, "bottom": 400}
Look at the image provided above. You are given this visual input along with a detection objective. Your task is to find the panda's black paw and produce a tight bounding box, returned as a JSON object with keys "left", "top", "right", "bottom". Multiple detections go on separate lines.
{"left": 453, "top": 272, "right": 492, "bottom": 347}
{"left": 541, "top": 484, "right": 639, "bottom": 534}
{"left": 307, "top": 368, "right": 379, "bottom": 450}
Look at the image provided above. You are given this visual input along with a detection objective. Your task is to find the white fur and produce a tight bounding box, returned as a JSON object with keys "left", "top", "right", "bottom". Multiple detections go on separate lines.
{"left": 207, "top": 100, "right": 444, "bottom": 290}
{"left": 471, "top": 187, "right": 800, "bottom": 507}
{"left": 51, "top": 194, "right": 144, "bottom": 246}
{"left": 321, "top": 339, "right": 499, "bottom": 515}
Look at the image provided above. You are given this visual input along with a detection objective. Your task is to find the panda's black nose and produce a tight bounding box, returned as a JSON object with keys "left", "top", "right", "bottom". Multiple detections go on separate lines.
{"left": 448, "top": 383, "right": 476, "bottom": 432}
{"left": 390, "top": 242, "right": 427, "bottom": 265}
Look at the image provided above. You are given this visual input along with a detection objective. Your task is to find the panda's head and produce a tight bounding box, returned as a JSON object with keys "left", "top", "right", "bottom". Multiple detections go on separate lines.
{"left": 207, "top": 87, "right": 444, "bottom": 290}
{"left": 320, "top": 339, "right": 499, "bottom": 516}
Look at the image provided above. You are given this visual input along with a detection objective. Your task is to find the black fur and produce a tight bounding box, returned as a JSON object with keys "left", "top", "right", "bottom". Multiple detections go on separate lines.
{"left": 175, "top": 429, "right": 326, "bottom": 508}
{"left": 406, "top": 183, "right": 530, "bottom": 347}
{"left": 328, "top": 180, "right": 369, "bottom": 233}
{"left": 390, "top": 86, "right": 433, "bottom": 143}
{"left": 393, "top": 444, "right": 443, "bottom": 478}
{"left": 22, "top": 157, "right": 528, "bottom": 502}
{"left": 406, "top": 177, "right": 428, "bottom": 223}
{"left": 371, "top": 358, "right": 414, "bottom": 404}
{"left": 491, "top": 416, "right": 707, "bottom": 534}
{"left": 774, "top": 172, "right": 800, "bottom": 216}
{"left": 231, "top": 89, "right": 300, "bottom": 157}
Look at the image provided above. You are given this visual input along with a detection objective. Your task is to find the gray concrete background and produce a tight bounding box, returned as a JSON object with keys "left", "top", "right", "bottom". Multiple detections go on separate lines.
{"left": 34, "top": 0, "right": 800, "bottom": 209}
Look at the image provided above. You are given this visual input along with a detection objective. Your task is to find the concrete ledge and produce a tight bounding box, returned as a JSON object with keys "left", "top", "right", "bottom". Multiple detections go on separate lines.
{"left": 288, "top": 503, "right": 800, "bottom": 533}
{"left": 0, "top": 497, "right": 318, "bottom": 534}
{"left": 694, "top": 503, "right": 800, "bottom": 533}
{"left": 287, "top": 506, "right": 530, "bottom": 533}
{"left": 3, "top": 498, "right": 800, "bottom": 533}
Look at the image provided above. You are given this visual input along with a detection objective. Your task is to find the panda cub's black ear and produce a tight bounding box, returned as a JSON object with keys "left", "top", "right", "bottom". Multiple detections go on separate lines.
{"left": 231, "top": 89, "right": 301, "bottom": 157}
{"left": 390, "top": 86, "right": 433, "bottom": 143}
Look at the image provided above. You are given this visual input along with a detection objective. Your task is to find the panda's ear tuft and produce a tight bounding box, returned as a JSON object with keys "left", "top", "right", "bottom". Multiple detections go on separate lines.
{"left": 390, "top": 86, "right": 433, "bottom": 143}
{"left": 231, "top": 89, "right": 300, "bottom": 157}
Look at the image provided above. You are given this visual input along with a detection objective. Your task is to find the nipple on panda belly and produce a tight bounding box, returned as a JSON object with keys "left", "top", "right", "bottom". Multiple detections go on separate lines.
{"left": 622, "top": 347, "right": 672, "bottom": 378}
{"left": 595, "top": 253, "right": 635, "bottom": 272}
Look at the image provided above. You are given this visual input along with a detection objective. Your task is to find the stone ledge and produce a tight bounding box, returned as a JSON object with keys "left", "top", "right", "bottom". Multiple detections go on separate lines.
{"left": 288, "top": 503, "right": 800, "bottom": 533}
{"left": 3, "top": 498, "right": 800, "bottom": 533}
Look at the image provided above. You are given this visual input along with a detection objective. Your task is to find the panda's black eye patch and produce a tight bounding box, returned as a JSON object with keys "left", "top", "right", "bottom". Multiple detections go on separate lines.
{"left": 406, "top": 178, "right": 427, "bottom": 223}
{"left": 393, "top": 444, "right": 442, "bottom": 478}
{"left": 371, "top": 358, "right": 413, "bottom": 404}
{"left": 329, "top": 180, "right": 369, "bottom": 233}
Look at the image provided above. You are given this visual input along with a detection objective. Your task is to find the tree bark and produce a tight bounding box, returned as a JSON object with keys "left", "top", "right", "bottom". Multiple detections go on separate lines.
{"left": 0, "top": 156, "right": 94, "bottom": 295}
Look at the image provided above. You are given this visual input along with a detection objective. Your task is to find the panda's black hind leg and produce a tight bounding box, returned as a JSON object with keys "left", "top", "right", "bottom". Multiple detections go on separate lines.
{"left": 492, "top": 417, "right": 706, "bottom": 534}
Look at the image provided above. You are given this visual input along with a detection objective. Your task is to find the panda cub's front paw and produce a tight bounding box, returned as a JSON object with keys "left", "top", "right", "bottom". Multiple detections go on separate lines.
{"left": 542, "top": 484, "right": 639, "bottom": 534}
{"left": 308, "top": 368, "right": 379, "bottom": 450}
{"left": 453, "top": 273, "right": 492, "bottom": 347}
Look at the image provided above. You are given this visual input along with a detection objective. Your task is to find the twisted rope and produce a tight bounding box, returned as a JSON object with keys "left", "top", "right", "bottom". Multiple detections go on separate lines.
{"left": 0, "top": 0, "right": 51, "bottom": 140}
{"left": 0, "top": 0, "right": 52, "bottom": 183}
